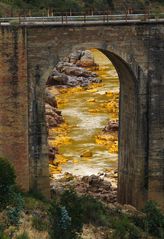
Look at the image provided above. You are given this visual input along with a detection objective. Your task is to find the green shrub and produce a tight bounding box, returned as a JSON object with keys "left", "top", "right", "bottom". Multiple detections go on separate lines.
{"left": 0, "top": 157, "right": 16, "bottom": 209}
{"left": 49, "top": 201, "right": 72, "bottom": 239}
{"left": 16, "top": 231, "right": 29, "bottom": 239}
{"left": 0, "top": 225, "right": 10, "bottom": 239}
{"left": 49, "top": 190, "right": 83, "bottom": 239}
{"left": 60, "top": 190, "right": 84, "bottom": 234}
{"left": 142, "top": 200, "right": 164, "bottom": 238}
{"left": 32, "top": 215, "right": 48, "bottom": 231}
{"left": 6, "top": 192, "right": 24, "bottom": 226}
{"left": 0, "top": 157, "right": 24, "bottom": 226}
{"left": 49, "top": 190, "right": 113, "bottom": 239}
{"left": 112, "top": 215, "right": 141, "bottom": 239}
{"left": 80, "top": 195, "right": 110, "bottom": 226}
{"left": 24, "top": 195, "right": 47, "bottom": 211}
{"left": 50, "top": 190, "right": 164, "bottom": 239}
{"left": 28, "top": 189, "right": 47, "bottom": 202}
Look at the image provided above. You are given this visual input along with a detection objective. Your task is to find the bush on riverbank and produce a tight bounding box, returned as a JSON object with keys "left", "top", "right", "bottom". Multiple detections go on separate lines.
{"left": 49, "top": 190, "right": 83, "bottom": 239}
{"left": 142, "top": 201, "right": 164, "bottom": 238}
{"left": 49, "top": 189, "right": 164, "bottom": 239}
{"left": 130, "top": 201, "right": 164, "bottom": 238}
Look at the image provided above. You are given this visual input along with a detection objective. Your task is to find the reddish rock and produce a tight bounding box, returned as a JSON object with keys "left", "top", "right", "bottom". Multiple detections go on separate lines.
{"left": 60, "top": 66, "right": 97, "bottom": 78}
{"left": 49, "top": 146, "right": 59, "bottom": 162}
{"left": 45, "top": 90, "right": 57, "bottom": 108}
{"left": 103, "top": 119, "right": 119, "bottom": 132}
{"left": 76, "top": 50, "right": 95, "bottom": 67}
{"left": 68, "top": 51, "right": 82, "bottom": 64}
{"left": 45, "top": 101, "right": 64, "bottom": 128}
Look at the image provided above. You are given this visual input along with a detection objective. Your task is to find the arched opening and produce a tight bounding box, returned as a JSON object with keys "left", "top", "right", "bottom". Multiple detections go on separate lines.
{"left": 45, "top": 48, "right": 139, "bottom": 207}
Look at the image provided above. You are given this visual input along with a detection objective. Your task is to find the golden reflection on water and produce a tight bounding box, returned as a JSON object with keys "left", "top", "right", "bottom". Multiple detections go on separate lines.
{"left": 49, "top": 49, "right": 119, "bottom": 177}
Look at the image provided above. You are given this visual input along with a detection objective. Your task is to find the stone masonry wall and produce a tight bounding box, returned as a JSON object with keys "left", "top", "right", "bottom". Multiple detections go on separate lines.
{"left": 0, "top": 27, "right": 29, "bottom": 191}
{"left": 147, "top": 26, "right": 164, "bottom": 208}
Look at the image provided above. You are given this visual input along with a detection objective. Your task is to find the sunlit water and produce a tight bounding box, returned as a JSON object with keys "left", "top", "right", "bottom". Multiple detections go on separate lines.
{"left": 50, "top": 50, "right": 119, "bottom": 177}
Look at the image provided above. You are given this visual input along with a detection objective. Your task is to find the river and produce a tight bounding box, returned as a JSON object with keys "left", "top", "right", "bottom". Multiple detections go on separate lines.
{"left": 49, "top": 49, "right": 119, "bottom": 178}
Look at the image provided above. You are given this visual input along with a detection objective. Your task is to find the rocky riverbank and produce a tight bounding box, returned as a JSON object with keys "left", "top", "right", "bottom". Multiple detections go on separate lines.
{"left": 46, "top": 50, "right": 101, "bottom": 88}
{"left": 51, "top": 168, "right": 118, "bottom": 204}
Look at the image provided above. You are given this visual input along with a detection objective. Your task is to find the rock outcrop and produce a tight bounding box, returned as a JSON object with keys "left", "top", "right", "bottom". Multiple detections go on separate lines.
{"left": 50, "top": 170, "right": 118, "bottom": 204}
{"left": 76, "top": 50, "right": 95, "bottom": 67}
{"left": 45, "top": 90, "right": 64, "bottom": 161}
{"left": 46, "top": 50, "right": 101, "bottom": 87}
{"left": 45, "top": 89, "right": 58, "bottom": 108}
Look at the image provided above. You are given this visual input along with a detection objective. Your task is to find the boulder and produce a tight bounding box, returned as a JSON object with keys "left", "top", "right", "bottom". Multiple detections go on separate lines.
{"left": 76, "top": 50, "right": 95, "bottom": 67}
{"left": 67, "top": 76, "right": 79, "bottom": 87}
{"left": 60, "top": 66, "right": 97, "bottom": 78}
{"left": 47, "top": 74, "right": 68, "bottom": 86}
{"left": 45, "top": 103, "right": 62, "bottom": 116}
{"left": 56, "top": 62, "right": 75, "bottom": 71}
{"left": 79, "top": 174, "right": 116, "bottom": 203}
{"left": 89, "top": 77, "right": 102, "bottom": 83}
{"left": 45, "top": 102, "right": 64, "bottom": 128}
{"left": 49, "top": 146, "right": 59, "bottom": 161}
{"left": 46, "top": 115, "right": 58, "bottom": 127}
{"left": 51, "top": 68, "right": 61, "bottom": 77}
{"left": 46, "top": 69, "right": 61, "bottom": 85}
{"left": 103, "top": 119, "right": 119, "bottom": 132}
{"left": 80, "top": 150, "right": 93, "bottom": 157}
{"left": 88, "top": 175, "right": 104, "bottom": 187}
{"left": 45, "top": 111, "right": 63, "bottom": 128}
{"left": 68, "top": 50, "right": 82, "bottom": 64}
{"left": 45, "top": 90, "right": 57, "bottom": 108}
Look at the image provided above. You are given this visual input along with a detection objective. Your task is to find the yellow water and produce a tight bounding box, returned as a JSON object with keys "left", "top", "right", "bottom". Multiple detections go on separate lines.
{"left": 49, "top": 50, "right": 119, "bottom": 177}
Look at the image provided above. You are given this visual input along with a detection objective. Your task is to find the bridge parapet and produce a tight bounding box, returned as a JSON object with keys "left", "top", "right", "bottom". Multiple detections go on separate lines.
{"left": 0, "top": 12, "right": 164, "bottom": 26}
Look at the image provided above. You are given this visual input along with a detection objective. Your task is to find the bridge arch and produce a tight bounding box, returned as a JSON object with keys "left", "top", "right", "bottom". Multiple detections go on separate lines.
{"left": 29, "top": 40, "right": 149, "bottom": 209}
{"left": 39, "top": 46, "right": 147, "bottom": 208}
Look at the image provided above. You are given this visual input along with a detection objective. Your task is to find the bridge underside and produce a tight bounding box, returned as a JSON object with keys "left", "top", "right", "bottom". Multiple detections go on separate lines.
{"left": 0, "top": 23, "right": 163, "bottom": 209}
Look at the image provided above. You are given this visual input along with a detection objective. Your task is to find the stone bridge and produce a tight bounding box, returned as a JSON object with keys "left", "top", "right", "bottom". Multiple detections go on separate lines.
{"left": 0, "top": 21, "right": 164, "bottom": 209}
